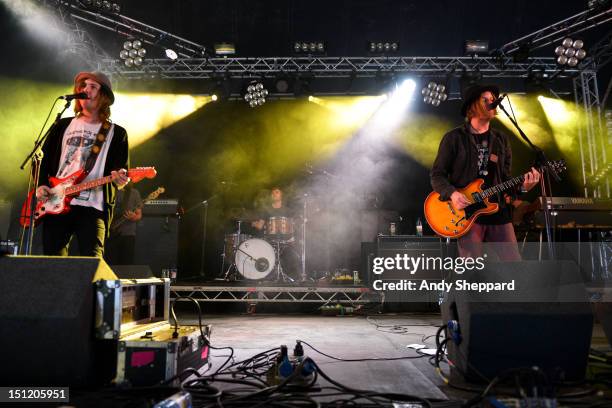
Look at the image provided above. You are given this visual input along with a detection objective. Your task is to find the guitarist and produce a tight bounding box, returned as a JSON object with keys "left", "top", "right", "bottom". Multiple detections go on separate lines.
{"left": 104, "top": 184, "right": 142, "bottom": 265}
{"left": 430, "top": 84, "right": 540, "bottom": 260}
{"left": 36, "top": 71, "right": 129, "bottom": 257}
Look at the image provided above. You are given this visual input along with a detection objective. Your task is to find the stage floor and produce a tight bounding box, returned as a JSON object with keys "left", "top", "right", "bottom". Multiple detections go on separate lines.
{"left": 175, "top": 313, "right": 612, "bottom": 404}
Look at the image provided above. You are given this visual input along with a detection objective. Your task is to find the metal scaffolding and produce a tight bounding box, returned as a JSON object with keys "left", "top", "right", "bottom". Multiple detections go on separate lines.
{"left": 496, "top": 6, "right": 612, "bottom": 57}
{"left": 574, "top": 71, "right": 609, "bottom": 198}
{"left": 47, "top": 1, "right": 111, "bottom": 69}
{"left": 170, "top": 285, "right": 380, "bottom": 305}
{"left": 102, "top": 56, "right": 582, "bottom": 79}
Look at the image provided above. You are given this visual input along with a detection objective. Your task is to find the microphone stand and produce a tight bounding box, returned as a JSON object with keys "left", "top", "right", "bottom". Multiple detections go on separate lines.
{"left": 19, "top": 98, "right": 70, "bottom": 255}
{"left": 497, "top": 101, "right": 560, "bottom": 260}
{"left": 184, "top": 194, "right": 218, "bottom": 277}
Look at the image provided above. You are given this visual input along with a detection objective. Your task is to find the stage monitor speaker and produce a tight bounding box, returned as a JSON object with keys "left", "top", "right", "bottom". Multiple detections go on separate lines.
{"left": 441, "top": 260, "right": 593, "bottom": 383}
{"left": 134, "top": 215, "right": 179, "bottom": 278}
{"left": 0, "top": 256, "right": 118, "bottom": 387}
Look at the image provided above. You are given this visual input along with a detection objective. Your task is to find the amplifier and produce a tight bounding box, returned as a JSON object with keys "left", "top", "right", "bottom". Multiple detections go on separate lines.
{"left": 362, "top": 235, "right": 445, "bottom": 285}
{"left": 143, "top": 199, "right": 180, "bottom": 216}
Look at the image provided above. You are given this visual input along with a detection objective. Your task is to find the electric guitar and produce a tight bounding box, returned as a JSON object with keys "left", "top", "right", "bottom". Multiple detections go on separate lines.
{"left": 109, "top": 186, "right": 165, "bottom": 233}
{"left": 20, "top": 167, "right": 157, "bottom": 227}
{"left": 424, "top": 160, "right": 566, "bottom": 239}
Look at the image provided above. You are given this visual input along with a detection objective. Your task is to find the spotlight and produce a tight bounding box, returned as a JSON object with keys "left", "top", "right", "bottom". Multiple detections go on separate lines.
{"left": 587, "top": 0, "right": 611, "bottom": 10}
{"left": 214, "top": 43, "right": 236, "bottom": 56}
{"left": 367, "top": 41, "right": 399, "bottom": 54}
{"left": 293, "top": 41, "right": 325, "bottom": 54}
{"left": 525, "top": 68, "right": 550, "bottom": 94}
{"left": 211, "top": 79, "right": 230, "bottom": 102}
{"left": 165, "top": 48, "right": 178, "bottom": 60}
{"left": 294, "top": 74, "right": 313, "bottom": 97}
{"left": 555, "top": 37, "right": 586, "bottom": 67}
{"left": 81, "top": 0, "right": 120, "bottom": 13}
{"left": 464, "top": 40, "right": 489, "bottom": 56}
{"left": 421, "top": 81, "right": 448, "bottom": 107}
{"left": 244, "top": 80, "right": 268, "bottom": 108}
{"left": 119, "top": 39, "right": 146, "bottom": 67}
{"left": 274, "top": 75, "right": 290, "bottom": 93}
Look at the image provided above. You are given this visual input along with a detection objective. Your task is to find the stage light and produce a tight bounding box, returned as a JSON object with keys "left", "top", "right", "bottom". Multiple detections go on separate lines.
{"left": 214, "top": 43, "right": 236, "bottom": 55}
{"left": 588, "top": 0, "right": 611, "bottom": 10}
{"left": 555, "top": 37, "right": 586, "bottom": 67}
{"left": 211, "top": 94, "right": 218, "bottom": 102}
{"left": 79, "top": 0, "right": 120, "bottom": 13}
{"left": 120, "top": 39, "right": 146, "bottom": 67}
{"left": 274, "top": 76, "right": 290, "bottom": 93}
{"left": 293, "top": 41, "right": 325, "bottom": 54}
{"left": 165, "top": 48, "right": 178, "bottom": 60}
{"left": 112, "top": 92, "right": 213, "bottom": 147}
{"left": 367, "top": 41, "right": 399, "bottom": 54}
{"left": 421, "top": 81, "right": 448, "bottom": 107}
{"left": 244, "top": 80, "right": 268, "bottom": 108}
{"left": 464, "top": 40, "right": 489, "bottom": 56}
{"left": 294, "top": 75, "right": 313, "bottom": 97}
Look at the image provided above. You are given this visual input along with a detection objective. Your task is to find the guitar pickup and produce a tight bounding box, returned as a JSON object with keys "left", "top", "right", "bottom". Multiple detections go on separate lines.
{"left": 454, "top": 217, "right": 465, "bottom": 226}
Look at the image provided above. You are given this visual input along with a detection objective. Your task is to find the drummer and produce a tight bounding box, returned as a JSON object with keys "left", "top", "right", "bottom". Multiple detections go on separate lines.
{"left": 251, "top": 186, "right": 293, "bottom": 239}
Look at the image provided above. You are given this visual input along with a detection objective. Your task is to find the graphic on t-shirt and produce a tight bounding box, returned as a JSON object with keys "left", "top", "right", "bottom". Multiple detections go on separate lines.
{"left": 58, "top": 130, "right": 96, "bottom": 178}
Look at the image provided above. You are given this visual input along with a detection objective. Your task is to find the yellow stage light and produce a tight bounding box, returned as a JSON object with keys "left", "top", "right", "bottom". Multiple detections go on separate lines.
{"left": 537, "top": 95, "right": 583, "bottom": 170}
{"left": 112, "top": 93, "right": 214, "bottom": 147}
{"left": 495, "top": 94, "right": 553, "bottom": 148}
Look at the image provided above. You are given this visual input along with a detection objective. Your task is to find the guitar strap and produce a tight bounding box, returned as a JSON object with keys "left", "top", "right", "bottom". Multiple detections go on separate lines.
{"left": 81, "top": 119, "right": 112, "bottom": 180}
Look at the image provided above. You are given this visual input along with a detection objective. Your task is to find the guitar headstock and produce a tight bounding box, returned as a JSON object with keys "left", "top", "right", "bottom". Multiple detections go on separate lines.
{"left": 128, "top": 167, "right": 157, "bottom": 183}
{"left": 147, "top": 187, "right": 165, "bottom": 201}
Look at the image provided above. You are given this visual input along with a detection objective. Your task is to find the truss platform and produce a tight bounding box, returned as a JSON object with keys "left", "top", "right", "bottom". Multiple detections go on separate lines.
{"left": 170, "top": 282, "right": 381, "bottom": 305}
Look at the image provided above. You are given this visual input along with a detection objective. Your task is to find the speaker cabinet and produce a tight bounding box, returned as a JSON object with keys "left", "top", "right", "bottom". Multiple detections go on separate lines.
{"left": 134, "top": 216, "right": 179, "bottom": 278}
{"left": 441, "top": 260, "right": 593, "bottom": 383}
{"left": 0, "top": 256, "right": 117, "bottom": 387}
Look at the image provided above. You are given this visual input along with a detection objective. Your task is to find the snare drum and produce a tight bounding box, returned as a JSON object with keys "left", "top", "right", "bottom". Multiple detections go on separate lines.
{"left": 224, "top": 233, "right": 251, "bottom": 262}
{"left": 266, "top": 216, "right": 294, "bottom": 240}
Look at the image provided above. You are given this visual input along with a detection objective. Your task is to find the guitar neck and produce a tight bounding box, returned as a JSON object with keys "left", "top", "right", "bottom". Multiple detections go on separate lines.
{"left": 65, "top": 175, "right": 114, "bottom": 196}
{"left": 481, "top": 174, "right": 525, "bottom": 198}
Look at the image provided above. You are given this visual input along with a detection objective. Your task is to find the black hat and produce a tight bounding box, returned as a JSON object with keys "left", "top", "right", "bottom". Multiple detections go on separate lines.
{"left": 460, "top": 84, "right": 500, "bottom": 117}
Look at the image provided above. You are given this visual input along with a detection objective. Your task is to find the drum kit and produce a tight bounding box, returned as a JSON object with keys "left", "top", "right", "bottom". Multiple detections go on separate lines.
{"left": 222, "top": 215, "right": 305, "bottom": 281}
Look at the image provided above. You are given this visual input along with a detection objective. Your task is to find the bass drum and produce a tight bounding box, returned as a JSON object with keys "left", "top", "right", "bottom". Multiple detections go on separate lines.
{"left": 235, "top": 238, "right": 276, "bottom": 280}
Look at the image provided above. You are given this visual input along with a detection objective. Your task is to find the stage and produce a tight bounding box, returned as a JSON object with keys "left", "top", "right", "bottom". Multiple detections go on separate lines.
{"left": 167, "top": 313, "right": 612, "bottom": 406}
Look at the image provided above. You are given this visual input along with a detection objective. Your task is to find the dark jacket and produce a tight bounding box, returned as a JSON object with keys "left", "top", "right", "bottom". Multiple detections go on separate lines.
{"left": 430, "top": 123, "right": 514, "bottom": 201}
{"left": 39, "top": 116, "right": 129, "bottom": 237}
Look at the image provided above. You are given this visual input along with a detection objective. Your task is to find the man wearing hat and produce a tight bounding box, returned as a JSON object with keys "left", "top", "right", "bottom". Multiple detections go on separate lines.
{"left": 430, "top": 84, "right": 540, "bottom": 259}
{"left": 36, "top": 71, "right": 130, "bottom": 257}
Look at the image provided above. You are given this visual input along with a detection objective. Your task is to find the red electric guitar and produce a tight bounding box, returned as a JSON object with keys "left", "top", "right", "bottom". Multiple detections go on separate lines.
{"left": 20, "top": 167, "right": 157, "bottom": 227}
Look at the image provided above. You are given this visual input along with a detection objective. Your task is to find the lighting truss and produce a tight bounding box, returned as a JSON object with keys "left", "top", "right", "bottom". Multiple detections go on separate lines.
{"left": 47, "top": 1, "right": 111, "bottom": 69}
{"left": 585, "top": 29, "right": 612, "bottom": 70}
{"left": 496, "top": 6, "right": 612, "bottom": 57}
{"left": 102, "top": 56, "right": 585, "bottom": 79}
{"left": 170, "top": 285, "right": 380, "bottom": 305}
{"left": 37, "top": 0, "right": 206, "bottom": 59}
{"left": 574, "top": 72, "right": 609, "bottom": 198}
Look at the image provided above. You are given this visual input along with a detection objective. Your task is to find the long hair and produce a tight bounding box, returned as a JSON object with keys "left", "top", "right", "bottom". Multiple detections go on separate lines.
{"left": 466, "top": 95, "right": 490, "bottom": 120}
{"left": 73, "top": 83, "right": 112, "bottom": 122}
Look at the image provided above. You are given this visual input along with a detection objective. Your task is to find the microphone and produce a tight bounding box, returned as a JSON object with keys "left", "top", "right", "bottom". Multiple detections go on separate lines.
{"left": 486, "top": 93, "right": 507, "bottom": 110}
{"left": 60, "top": 92, "right": 88, "bottom": 101}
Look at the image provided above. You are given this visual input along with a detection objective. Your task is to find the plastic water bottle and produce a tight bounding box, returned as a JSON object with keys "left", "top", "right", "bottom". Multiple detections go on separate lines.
{"left": 416, "top": 217, "right": 423, "bottom": 236}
